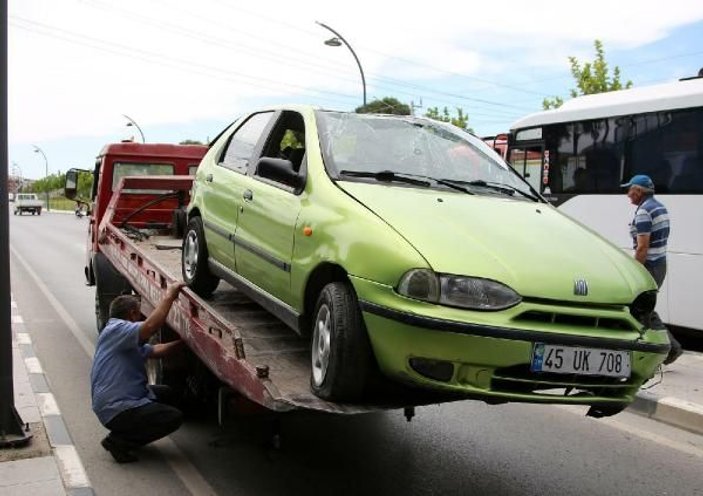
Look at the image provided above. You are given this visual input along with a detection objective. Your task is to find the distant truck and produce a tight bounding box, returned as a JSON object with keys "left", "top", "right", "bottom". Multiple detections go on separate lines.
{"left": 14, "top": 193, "right": 43, "bottom": 215}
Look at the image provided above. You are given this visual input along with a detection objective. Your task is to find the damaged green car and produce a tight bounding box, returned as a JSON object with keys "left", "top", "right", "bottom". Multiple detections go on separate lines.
{"left": 183, "top": 105, "right": 669, "bottom": 417}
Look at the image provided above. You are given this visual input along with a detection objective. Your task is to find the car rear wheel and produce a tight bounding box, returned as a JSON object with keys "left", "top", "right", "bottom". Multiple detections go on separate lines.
{"left": 310, "top": 281, "right": 373, "bottom": 401}
{"left": 182, "top": 216, "right": 219, "bottom": 297}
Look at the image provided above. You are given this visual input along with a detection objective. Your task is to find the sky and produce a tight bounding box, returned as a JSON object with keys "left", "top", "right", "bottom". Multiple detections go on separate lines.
{"left": 7, "top": 0, "right": 703, "bottom": 179}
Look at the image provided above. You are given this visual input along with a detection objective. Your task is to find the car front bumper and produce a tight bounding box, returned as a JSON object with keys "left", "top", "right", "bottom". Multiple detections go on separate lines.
{"left": 351, "top": 276, "right": 670, "bottom": 406}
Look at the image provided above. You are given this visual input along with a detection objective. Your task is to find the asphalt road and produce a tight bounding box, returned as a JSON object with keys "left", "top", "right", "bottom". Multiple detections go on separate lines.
{"left": 8, "top": 211, "right": 703, "bottom": 496}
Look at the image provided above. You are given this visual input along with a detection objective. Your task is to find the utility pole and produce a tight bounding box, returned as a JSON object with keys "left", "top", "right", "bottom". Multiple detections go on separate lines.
{"left": 0, "top": 0, "right": 33, "bottom": 448}
{"left": 410, "top": 98, "right": 423, "bottom": 116}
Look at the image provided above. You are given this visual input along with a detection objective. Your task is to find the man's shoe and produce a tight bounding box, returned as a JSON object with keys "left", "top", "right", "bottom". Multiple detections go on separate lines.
{"left": 101, "top": 437, "right": 138, "bottom": 464}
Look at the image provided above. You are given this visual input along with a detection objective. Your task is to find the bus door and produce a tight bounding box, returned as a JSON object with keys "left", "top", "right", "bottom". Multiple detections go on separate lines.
{"left": 507, "top": 144, "right": 545, "bottom": 193}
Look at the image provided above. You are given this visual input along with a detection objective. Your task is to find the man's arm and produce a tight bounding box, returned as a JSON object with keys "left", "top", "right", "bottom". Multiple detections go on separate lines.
{"left": 150, "top": 339, "right": 184, "bottom": 359}
{"left": 635, "top": 233, "right": 651, "bottom": 265}
{"left": 139, "top": 282, "right": 186, "bottom": 341}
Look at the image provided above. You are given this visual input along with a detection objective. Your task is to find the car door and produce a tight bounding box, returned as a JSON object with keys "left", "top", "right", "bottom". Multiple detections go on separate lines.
{"left": 200, "top": 111, "right": 275, "bottom": 270}
{"left": 234, "top": 111, "right": 306, "bottom": 307}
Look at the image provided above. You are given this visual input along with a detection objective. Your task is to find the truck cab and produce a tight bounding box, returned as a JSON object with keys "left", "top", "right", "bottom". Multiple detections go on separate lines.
{"left": 65, "top": 142, "right": 207, "bottom": 327}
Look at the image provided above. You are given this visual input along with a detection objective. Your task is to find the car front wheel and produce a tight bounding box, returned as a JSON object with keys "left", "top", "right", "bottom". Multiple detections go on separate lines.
{"left": 182, "top": 216, "right": 220, "bottom": 297}
{"left": 310, "top": 281, "right": 373, "bottom": 401}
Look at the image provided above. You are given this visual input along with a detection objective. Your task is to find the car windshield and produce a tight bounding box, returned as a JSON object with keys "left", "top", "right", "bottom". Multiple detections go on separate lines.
{"left": 316, "top": 111, "right": 536, "bottom": 198}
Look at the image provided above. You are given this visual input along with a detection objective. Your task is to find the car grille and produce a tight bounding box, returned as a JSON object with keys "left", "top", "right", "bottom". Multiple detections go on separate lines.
{"left": 513, "top": 310, "right": 637, "bottom": 332}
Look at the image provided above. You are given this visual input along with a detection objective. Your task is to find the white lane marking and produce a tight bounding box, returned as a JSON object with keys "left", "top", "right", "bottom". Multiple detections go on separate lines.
{"left": 557, "top": 405, "right": 703, "bottom": 458}
{"left": 17, "top": 332, "right": 32, "bottom": 345}
{"left": 54, "top": 445, "right": 91, "bottom": 489}
{"left": 37, "top": 392, "right": 62, "bottom": 416}
{"left": 11, "top": 245, "right": 95, "bottom": 357}
{"left": 25, "top": 356, "right": 43, "bottom": 374}
{"left": 10, "top": 244, "right": 219, "bottom": 496}
{"left": 155, "top": 438, "right": 218, "bottom": 496}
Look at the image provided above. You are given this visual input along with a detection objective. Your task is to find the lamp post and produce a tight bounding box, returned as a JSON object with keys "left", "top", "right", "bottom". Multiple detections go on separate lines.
{"left": 316, "top": 21, "right": 367, "bottom": 107}
{"left": 32, "top": 145, "right": 49, "bottom": 212}
{"left": 122, "top": 114, "right": 145, "bottom": 143}
{"left": 11, "top": 161, "right": 22, "bottom": 192}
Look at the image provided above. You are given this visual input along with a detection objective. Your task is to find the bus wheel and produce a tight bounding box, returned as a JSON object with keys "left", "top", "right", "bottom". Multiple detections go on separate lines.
{"left": 310, "top": 281, "right": 372, "bottom": 401}
{"left": 182, "top": 216, "right": 219, "bottom": 297}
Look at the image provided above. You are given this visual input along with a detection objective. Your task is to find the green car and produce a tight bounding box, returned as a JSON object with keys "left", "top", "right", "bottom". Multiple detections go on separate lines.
{"left": 183, "top": 105, "right": 669, "bottom": 416}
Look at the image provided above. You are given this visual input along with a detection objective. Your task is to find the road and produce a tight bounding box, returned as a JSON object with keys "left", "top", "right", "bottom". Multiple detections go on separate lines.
{"left": 9, "top": 212, "right": 703, "bottom": 496}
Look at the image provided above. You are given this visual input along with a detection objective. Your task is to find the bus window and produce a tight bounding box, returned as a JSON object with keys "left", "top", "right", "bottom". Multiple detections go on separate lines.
{"left": 628, "top": 109, "right": 703, "bottom": 193}
{"left": 543, "top": 119, "right": 626, "bottom": 194}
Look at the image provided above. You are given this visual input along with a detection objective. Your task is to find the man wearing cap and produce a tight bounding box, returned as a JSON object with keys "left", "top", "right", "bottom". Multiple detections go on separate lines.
{"left": 622, "top": 174, "right": 682, "bottom": 365}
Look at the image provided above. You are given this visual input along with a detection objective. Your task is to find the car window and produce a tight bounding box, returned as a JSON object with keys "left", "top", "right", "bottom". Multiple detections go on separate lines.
{"left": 220, "top": 112, "right": 274, "bottom": 174}
{"left": 188, "top": 165, "right": 198, "bottom": 175}
{"left": 256, "top": 111, "right": 307, "bottom": 184}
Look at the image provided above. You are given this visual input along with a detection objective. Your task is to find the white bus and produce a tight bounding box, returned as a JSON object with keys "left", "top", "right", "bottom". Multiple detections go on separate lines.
{"left": 508, "top": 75, "right": 703, "bottom": 334}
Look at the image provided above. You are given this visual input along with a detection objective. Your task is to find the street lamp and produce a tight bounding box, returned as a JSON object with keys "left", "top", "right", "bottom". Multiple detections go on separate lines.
{"left": 11, "top": 162, "right": 22, "bottom": 192}
{"left": 122, "top": 114, "right": 146, "bottom": 143}
{"left": 32, "top": 145, "right": 49, "bottom": 212}
{"left": 316, "top": 21, "right": 367, "bottom": 106}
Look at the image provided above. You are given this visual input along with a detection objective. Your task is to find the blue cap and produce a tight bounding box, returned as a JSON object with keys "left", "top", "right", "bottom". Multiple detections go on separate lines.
{"left": 621, "top": 174, "right": 654, "bottom": 190}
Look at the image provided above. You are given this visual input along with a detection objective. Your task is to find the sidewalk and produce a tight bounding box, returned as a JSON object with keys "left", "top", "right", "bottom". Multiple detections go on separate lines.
{"left": 629, "top": 350, "right": 703, "bottom": 434}
{"left": 0, "top": 297, "right": 93, "bottom": 496}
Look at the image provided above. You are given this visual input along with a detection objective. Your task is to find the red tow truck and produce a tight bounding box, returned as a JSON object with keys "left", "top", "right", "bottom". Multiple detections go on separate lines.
{"left": 66, "top": 142, "right": 449, "bottom": 418}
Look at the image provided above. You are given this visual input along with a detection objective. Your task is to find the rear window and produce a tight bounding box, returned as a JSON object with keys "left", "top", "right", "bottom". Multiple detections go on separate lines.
{"left": 112, "top": 162, "right": 174, "bottom": 193}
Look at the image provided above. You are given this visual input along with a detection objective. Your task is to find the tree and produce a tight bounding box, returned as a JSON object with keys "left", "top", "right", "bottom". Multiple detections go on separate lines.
{"left": 543, "top": 40, "right": 633, "bottom": 109}
{"left": 355, "top": 97, "right": 410, "bottom": 115}
{"left": 424, "top": 106, "right": 473, "bottom": 132}
{"left": 179, "top": 139, "right": 204, "bottom": 145}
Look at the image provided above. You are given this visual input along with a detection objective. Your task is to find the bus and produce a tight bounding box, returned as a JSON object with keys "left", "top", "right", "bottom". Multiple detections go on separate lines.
{"left": 506, "top": 74, "right": 703, "bottom": 335}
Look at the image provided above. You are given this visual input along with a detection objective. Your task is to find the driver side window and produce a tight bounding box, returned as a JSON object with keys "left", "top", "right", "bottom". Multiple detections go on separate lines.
{"left": 260, "top": 111, "right": 306, "bottom": 176}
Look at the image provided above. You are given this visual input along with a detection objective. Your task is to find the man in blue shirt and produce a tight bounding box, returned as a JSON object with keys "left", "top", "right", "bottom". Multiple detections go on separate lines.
{"left": 622, "top": 174, "right": 682, "bottom": 365}
{"left": 91, "top": 282, "right": 186, "bottom": 463}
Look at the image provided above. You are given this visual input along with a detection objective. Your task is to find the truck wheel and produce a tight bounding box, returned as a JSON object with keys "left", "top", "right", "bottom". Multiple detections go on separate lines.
{"left": 95, "top": 291, "right": 109, "bottom": 333}
{"left": 310, "top": 281, "right": 372, "bottom": 401}
{"left": 182, "top": 216, "right": 219, "bottom": 297}
{"left": 37, "top": 209, "right": 41, "bottom": 216}
{"left": 172, "top": 208, "right": 187, "bottom": 239}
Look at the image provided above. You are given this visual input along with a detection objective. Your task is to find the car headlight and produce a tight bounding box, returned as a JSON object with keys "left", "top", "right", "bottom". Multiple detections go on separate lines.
{"left": 397, "top": 269, "right": 521, "bottom": 310}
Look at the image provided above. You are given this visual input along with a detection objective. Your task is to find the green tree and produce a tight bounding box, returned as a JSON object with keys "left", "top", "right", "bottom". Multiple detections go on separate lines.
{"left": 543, "top": 40, "right": 633, "bottom": 109}
{"left": 179, "top": 139, "right": 204, "bottom": 145}
{"left": 424, "top": 106, "right": 473, "bottom": 132}
{"left": 355, "top": 97, "right": 411, "bottom": 115}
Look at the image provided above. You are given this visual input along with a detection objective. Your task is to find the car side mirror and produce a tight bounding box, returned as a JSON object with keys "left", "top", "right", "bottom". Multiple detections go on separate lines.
{"left": 256, "top": 157, "right": 303, "bottom": 190}
{"left": 64, "top": 169, "right": 78, "bottom": 199}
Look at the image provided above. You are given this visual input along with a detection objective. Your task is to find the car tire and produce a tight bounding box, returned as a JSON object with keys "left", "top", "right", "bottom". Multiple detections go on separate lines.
{"left": 182, "top": 216, "right": 220, "bottom": 297}
{"left": 310, "top": 281, "right": 373, "bottom": 401}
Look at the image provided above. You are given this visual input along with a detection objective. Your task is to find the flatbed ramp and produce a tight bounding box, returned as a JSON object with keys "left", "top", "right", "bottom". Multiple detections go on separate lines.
{"left": 124, "top": 234, "right": 461, "bottom": 415}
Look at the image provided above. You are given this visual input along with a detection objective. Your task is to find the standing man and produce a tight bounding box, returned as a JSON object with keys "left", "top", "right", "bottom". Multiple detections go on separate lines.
{"left": 622, "top": 174, "right": 683, "bottom": 365}
{"left": 91, "top": 282, "right": 186, "bottom": 463}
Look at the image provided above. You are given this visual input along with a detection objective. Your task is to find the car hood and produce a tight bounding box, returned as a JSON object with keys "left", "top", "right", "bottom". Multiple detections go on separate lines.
{"left": 338, "top": 182, "right": 653, "bottom": 304}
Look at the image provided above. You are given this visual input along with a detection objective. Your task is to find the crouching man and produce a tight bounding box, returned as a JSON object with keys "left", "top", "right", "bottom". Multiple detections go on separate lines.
{"left": 91, "top": 282, "right": 186, "bottom": 463}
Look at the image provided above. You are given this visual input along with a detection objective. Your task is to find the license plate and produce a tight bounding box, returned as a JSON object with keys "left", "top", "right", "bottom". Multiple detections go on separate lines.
{"left": 531, "top": 343, "right": 631, "bottom": 378}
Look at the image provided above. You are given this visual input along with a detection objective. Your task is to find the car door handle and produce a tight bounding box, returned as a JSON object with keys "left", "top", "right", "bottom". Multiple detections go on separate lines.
{"left": 206, "top": 174, "right": 213, "bottom": 182}
{"left": 242, "top": 189, "right": 253, "bottom": 201}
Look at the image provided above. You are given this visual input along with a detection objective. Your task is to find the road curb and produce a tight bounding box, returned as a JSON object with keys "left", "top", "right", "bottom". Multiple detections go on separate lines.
{"left": 629, "top": 389, "right": 703, "bottom": 435}
{"left": 11, "top": 300, "right": 95, "bottom": 496}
